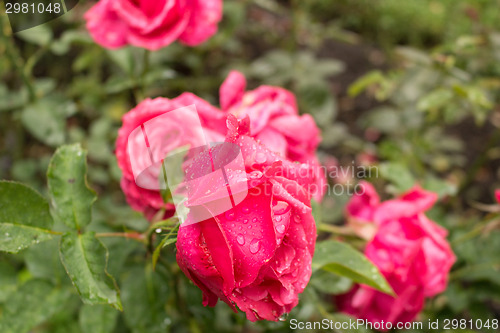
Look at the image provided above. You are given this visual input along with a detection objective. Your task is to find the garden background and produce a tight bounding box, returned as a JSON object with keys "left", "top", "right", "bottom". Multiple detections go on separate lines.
{"left": 1, "top": 0, "right": 500, "bottom": 332}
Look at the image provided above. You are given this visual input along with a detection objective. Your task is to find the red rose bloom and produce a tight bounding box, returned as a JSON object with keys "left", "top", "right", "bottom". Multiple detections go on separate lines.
{"left": 176, "top": 117, "right": 317, "bottom": 321}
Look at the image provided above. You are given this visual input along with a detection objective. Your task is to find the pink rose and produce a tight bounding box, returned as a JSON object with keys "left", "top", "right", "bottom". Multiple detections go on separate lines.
{"left": 338, "top": 182, "right": 456, "bottom": 327}
{"left": 346, "top": 181, "right": 438, "bottom": 240}
{"left": 176, "top": 117, "right": 317, "bottom": 321}
{"left": 84, "top": 0, "right": 222, "bottom": 50}
{"left": 115, "top": 95, "right": 225, "bottom": 220}
{"left": 220, "top": 71, "right": 326, "bottom": 202}
{"left": 495, "top": 189, "right": 500, "bottom": 204}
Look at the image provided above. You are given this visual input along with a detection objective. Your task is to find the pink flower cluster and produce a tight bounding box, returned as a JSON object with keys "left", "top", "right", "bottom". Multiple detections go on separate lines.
{"left": 338, "top": 182, "right": 456, "bottom": 328}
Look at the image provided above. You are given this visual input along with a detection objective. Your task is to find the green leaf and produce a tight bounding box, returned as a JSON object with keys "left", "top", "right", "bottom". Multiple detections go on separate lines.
{"left": 348, "top": 70, "right": 385, "bottom": 97}
{"left": 122, "top": 266, "right": 169, "bottom": 333}
{"left": 329, "top": 313, "right": 370, "bottom": 333}
{"left": 0, "top": 181, "right": 54, "bottom": 253}
{"left": 311, "top": 199, "right": 322, "bottom": 225}
{"left": 360, "top": 107, "right": 401, "bottom": 134}
{"left": 0, "top": 262, "right": 17, "bottom": 302}
{"left": 47, "top": 144, "right": 97, "bottom": 231}
{"left": 101, "top": 237, "right": 143, "bottom": 278}
{"left": 423, "top": 176, "right": 457, "bottom": 199}
{"left": 25, "top": 239, "right": 69, "bottom": 285}
{"left": 51, "top": 30, "right": 93, "bottom": 55}
{"left": 79, "top": 304, "right": 118, "bottom": 333}
{"left": 152, "top": 223, "right": 179, "bottom": 270}
{"left": 0, "top": 223, "right": 53, "bottom": 253}
{"left": 0, "top": 181, "right": 52, "bottom": 229}
{"left": 298, "top": 83, "right": 337, "bottom": 125}
{"left": 16, "top": 25, "right": 53, "bottom": 46}
{"left": 106, "top": 47, "right": 136, "bottom": 76}
{"left": 417, "top": 88, "right": 453, "bottom": 112}
{"left": 59, "top": 232, "right": 122, "bottom": 310}
{"left": 379, "top": 162, "right": 415, "bottom": 193}
{"left": 312, "top": 240, "right": 394, "bottom": 295}
{"left": 21, "top": 96, "right": 77, "bottom": 147}
{"left": 0, "top": 280, "right": 70, "bottom": 333}
{"left": 0, "top": 84, "right": 28, "bottom": 112}
{"left": 310, "top": 269, "right": 353, "bottom": 294}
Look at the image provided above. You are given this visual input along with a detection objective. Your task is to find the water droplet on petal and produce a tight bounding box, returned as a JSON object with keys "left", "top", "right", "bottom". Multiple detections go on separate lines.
{"left": 272, "top": 201, "right": 290, "bottom": 215}
{"left": 241, "top": 206, "right": 250, "bottom": 214}
{"left": 237, "top": 234, "right": 245, "bottom": 245}
{"left": 276, "top": 224, "right": 286, "bottom": 234}
{"left": 225, "top": 210, "right": 235, "bottom": 220}
{"left": 255, "top": 153, "right": 267, "bottom": 164}
{"left": 249, "top": 171, "right": 263, "bottom": 179}
{"left": 249, "top": 239, "right": 260, "bottom": 254}
{"left": 275, "top": 215, "right": 282, "bottom": 222}
{"left": 252, "top": 217, "right": 258, "bottom": 223}
{"left": 294, "top": 215, "right": 301, "bottom": 223}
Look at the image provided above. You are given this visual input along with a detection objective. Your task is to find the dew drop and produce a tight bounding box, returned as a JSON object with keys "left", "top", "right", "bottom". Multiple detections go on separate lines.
{"left": 249, "top": 239, "right": 261, "bottom": 254}
{"left": 243, "top": 219, "right": 249, "bottom": 224}
{"left": 241, "top": 206, "right": 250, "bottom": 214}
{"left": 237, "top": 234, "right": 245, "bottom": 245}
{"left": 276, "top": 224, "right": 286, "bottom": 234}
{"left": 275, "top": 215, "right": 282, "bottom": 222}
{"left": 272, "top": 201, "right": 290, "bottom": 215}
{"left": 249, "top": 171, "right": 263, "bottom": 179}
{"left": 294, "top": 215, "right": 301, "bottom": 223}
{"left": 252, "top": 217, "right": 258, "bottom": 223}
{"left": 255, "top": 153, "right": 267, "bottom": 164}
{"left": 225, "top": 210, "right": 235, "bottom": 220}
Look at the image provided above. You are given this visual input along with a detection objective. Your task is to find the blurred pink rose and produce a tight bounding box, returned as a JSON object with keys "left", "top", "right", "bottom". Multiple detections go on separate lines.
{"left": 115, "top": 96, "right": 225, "bottom": 220}
{"left": 338, "top": 182, "right": 455, "bottom": 328}
{"left": 220, "top": 71, "right": 326, "bottom": 202}
{"left": 495, "top": 190, "right": 500, "bottom": 204}
{"left": 346, "top": 181, "right": 439, "bottom": 240}
{"left": 176, "top": 116, "right": 317, "bottom": 321}
{"left": 84, "top": 0, "right": 222, "bottom": 50}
